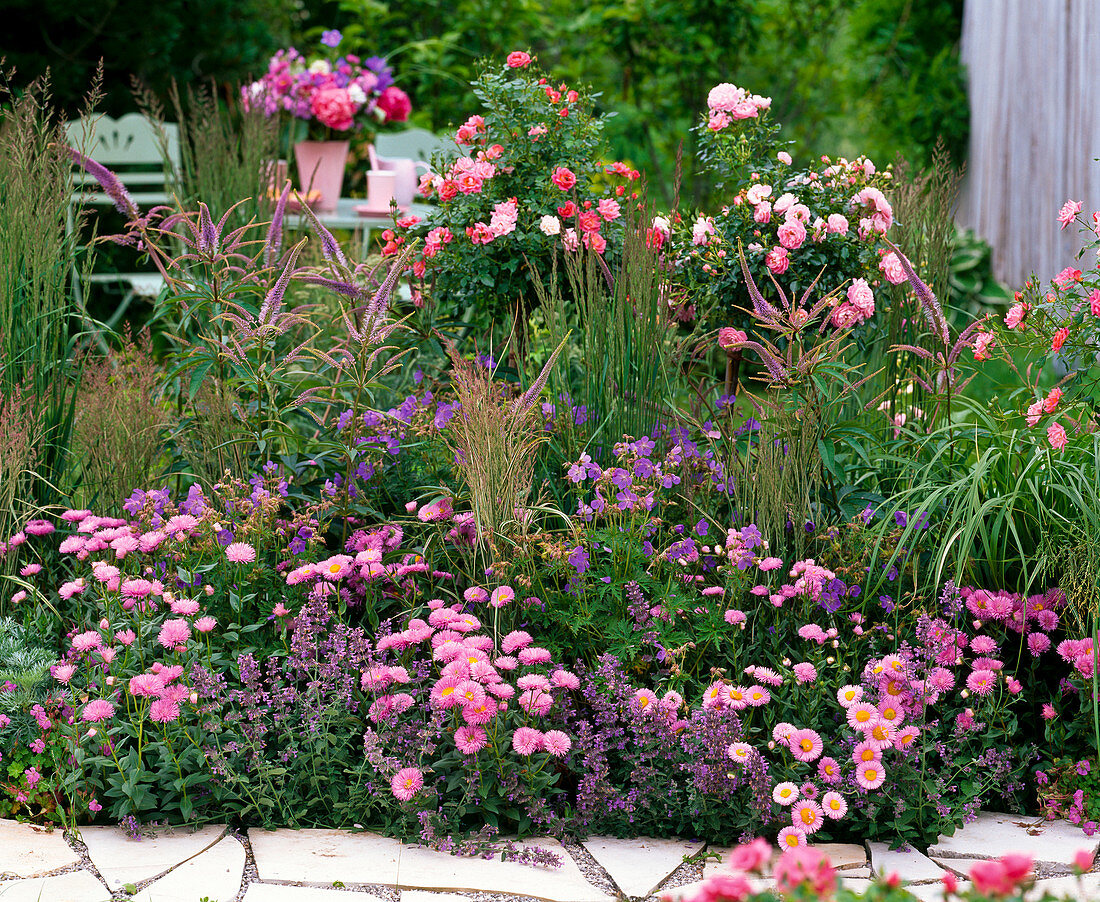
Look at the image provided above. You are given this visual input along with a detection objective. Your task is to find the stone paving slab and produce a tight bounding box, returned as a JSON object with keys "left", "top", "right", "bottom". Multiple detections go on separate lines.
{"left": 0, "top": 819, "right": 80, "bottom": 878}
{"left": 867, "top": 842, "right": 947, "bottom": 884}
{"left": 815, "top": 843, "right": 869, "bottom": 870}
{"left": 80, "top": 824, "right": 227, "bottom": 890}
{"left": 245, "top": 884, "right": 389, "bottom": 902}
{"left": 0, "top": 871, "right": 110, "bottom": 902}
{"left": 398, "top": 838, "right": 614, "bottom": 902}
{"left": 134, "top": 836, "right": 246, "bottom": 902}
{"left": 1027, "top": 874, "right": 1100, "bottom": 901}
{"left": 929, "top": 812, "right": 1100, "bottom": 867}
{"left": 249, "top": 829, "right": 402, "bottom": 886}
{"left": 582, "top": 836, "right": 702, "bottom": 898}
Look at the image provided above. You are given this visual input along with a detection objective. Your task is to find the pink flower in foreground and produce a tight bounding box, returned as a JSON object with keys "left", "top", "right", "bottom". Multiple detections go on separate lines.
{"left": 822, "top": 791, "right": 848, "bottom": 819}
{"left": 774, "top": 845, "right": 836, "bottom": 897}
{"left": 765, "top": 246, "right": 789, "bottom": 275}
{"left": 390, "top": 767, "right": 424, "bottom": 801}
{"left": 225, "top": 542, "right": 256, "bottom": 563}
{"left": 506, "top": 50, "right": 532, "bottom": 68}
{"left": 729, "top": 837, "right": 772, "bottom": 873}
{"left": 969, "top": 854, "right": 1032, "bottom": 895}
{"left": 718, "top": 328, "right": 747, "bottom": 350}
{"left": 1052, "top": 327, "right": 1070, "bottom": 352}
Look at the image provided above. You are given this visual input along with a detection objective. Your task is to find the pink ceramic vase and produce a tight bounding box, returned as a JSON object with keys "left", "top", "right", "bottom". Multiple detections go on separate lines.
{"left": 293, "top": 140, "right": 351, "bottom": 212}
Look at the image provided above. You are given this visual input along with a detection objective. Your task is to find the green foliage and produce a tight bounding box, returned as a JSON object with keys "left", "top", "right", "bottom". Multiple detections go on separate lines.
{"left": 3, "top": 0, "right": 295, "bottom": 118}
{"left": 0, "top": 72, "right": 86, "bottom": 549}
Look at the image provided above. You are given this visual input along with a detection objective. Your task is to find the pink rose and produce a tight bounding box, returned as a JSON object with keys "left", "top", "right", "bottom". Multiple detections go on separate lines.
{"left": 310, "top": 87, "right": 355, "bottom": 131}
{"left": 753, "top": 201, "right": 772, "bottom": 224}
{"left": 1048, "top": 421, "right": 1067, "bottom": 451}
{"left": 777, "top": 219, "right": 806, "bottom": 250}
{"left": 551, "top": 167, "right": 577, "bottom": 191}
{"left": 765, "top": 246, "right": 789, "bottom": 274}
{"left": 1090, "top": 288, "right": 1100, "bottom": 317}
{"left": 1058, "top": 199, "right": 1082, "bottom": 230}
{"left": 826, "top": 213, "right": 849, "bottom": 236}
{"left": 376, "top": 86, "right": 411, "bottom": 123}
{"left": 879, "top": 251, "right": 906, "bottom": 284}
{"left": 506, "top": 51, "right": 532, "bottom": 68}
{"left": 719, "top": 328, "right": 747, "bottom": 350}
{"left": 777, "top": 151, "right": 792, "bottom": 165}
{"left": 847, "top": 278, "right": 875, "bottom": 317}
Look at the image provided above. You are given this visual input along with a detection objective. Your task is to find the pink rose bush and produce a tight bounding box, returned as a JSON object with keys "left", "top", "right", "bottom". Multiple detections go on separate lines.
{"left": 244, "top": 33, "right": 411, "bottom": 138}
{"left": 674, "top": 82, "right": 895, "bottom": 337}
{"left": 384, "top": 54, "right": 641, "bottom": 326}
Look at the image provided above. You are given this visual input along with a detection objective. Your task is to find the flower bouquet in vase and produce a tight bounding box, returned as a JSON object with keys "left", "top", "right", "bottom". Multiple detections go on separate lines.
{"left": 244, "top": 30, "right": 412, "bottom": 212}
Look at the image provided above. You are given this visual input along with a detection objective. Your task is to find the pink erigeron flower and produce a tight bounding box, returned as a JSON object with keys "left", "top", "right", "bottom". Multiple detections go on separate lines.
{"left": 792, "top": 662, "right": 817, "bottom": 684}
{"left": 818, "top": 757, "right": 841, "bottom": 784}
{"left": 149, "top": 698, "right": 181, "bottom": 723}
{"left": 789, "top": 728, "right": 824, "bottom": 762}
{"left": 157, "top": 618, "right": 191, "bottom": 649}
{"left": 776, "top": 827, "right": 807, "bottom": 850}
{"left": 822, "top": 791, "right": 848, "bottom": 819}
{"left": 855, "top": 761, "right": 886, "bottom": 790}
{"left": 773, "top": 782, "right": 799, "bottom": 806}
{"left": 81, "top": 699, "right": 114, "bottom": 722}
{"left": 455, "top": 725, "right": 488, "bottom": 754}
{"left": 791, "top": 800, "right": 824, "bottom": 834}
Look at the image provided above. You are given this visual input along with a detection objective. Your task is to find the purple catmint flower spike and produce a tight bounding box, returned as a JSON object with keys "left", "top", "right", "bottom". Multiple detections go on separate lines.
{"left": 884, "top": 239, "right": 949, "bottom": 347}
{"left": 67, "top": 147, "right": 139, "bottom": 219}
{"left": 264, "top": 181, "right": 292, "bottom": 268}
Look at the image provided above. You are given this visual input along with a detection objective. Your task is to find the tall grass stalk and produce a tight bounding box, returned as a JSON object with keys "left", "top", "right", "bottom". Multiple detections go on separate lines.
{"left": 535, "top": 206, "right": 686, "bottom": 477}
{"left": 137, "top": 79, "right": 278, "bottom": 228}
{"left": 0, "top": 71, "right": 90, "bottom": 550}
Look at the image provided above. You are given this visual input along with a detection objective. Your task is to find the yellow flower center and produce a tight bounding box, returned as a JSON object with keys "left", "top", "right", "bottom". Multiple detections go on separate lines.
{"left": 856, "top": 710, "right": 870, "bottom": 722}
{"left": 800, "top": 739, "right": 814, "bottom": 752}
{"left": 861, "top": 748, "right": 876, "bottom": 762}
{"left": 801, "top": 808, "right": 815, "bottom": 824}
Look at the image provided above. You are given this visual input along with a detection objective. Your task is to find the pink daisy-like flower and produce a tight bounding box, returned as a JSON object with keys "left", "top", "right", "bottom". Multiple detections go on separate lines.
{"left": 852, "top": 740, "right": 881, "bottom": 765}
{"left": 129, "top": 673, "right": 164, "bottom": 697}
{"left": 319, "top": 554, "right": 354, "bottom": 580}
{"left": 512, "top": 726, "right": 543, "bottom": 756}
{"left": 877, "top": 702, "right": 905, "bottom": 729}
{"left": 225, "top": 542, "right": 256, "bottom": 563}
{"left": 818, "top": 757, "right": 841, "bottom": 784}
{"left": 966, "top": 669, "right": 996, "bottom": 696}
{"left": 725, "top": 686, "right": 748, "bottom": 710}
{"left": 455, "top": 680, "right": 487, "bottom": 709}
{"left": 772, "top": 782, "right": 799, "bottom": 806}
{"left": 149, "top": 698, "right": 181, "bottom": 723}
{"left": 195, "top": 616, "right": 217, "bottom": 633}
{"left": 837, "top": 685, "right": 863, "bottom": 707}
{"left": 746, "top": 685, "right": 771, "bottom": 706}
{"left": 702, "top": 682, "right": 725, "bottom": 709}
{"left": 543, "top": 730, "right": 572, "bottom": 757}
{"left": 501, "top": 630, "right": 533, "bottom": 654}
{"left": 23, "top": 519, "right": 53, "bottom": 536}
{"left": 971, "top": 635, "right": 999, "bottom": 655}
{"left": 115, "top": 629, "right": 136, "bottom": 646}
{"left": 71, "top": 630, "right": 101, "bottom": 653}
{"left": 822, "top": 791, "right": 848, "bottom": 819}
{"left": 430, "top": 676, "right": 461, "bottom": 709}
{"left": 81, "top": 699, "right": 114, "bottom": 722}
{"left": 791, "top": 800, "right": 824, "bottom": 834}
{"left": 462, "top": 700, "right": 497, "bottom": 725}
{"left": 893, "top": 726, "right": 920, "bottom": 752}
{"left": 551, "top": 669, "right": 580, "bottom": 689}
{"left": 518, "top": 688, "right": 554, "bottom": 716}
{"left": 52, "top": 663, "right": 76, "bottom": 684}
{"left": 751, "top": 667, "right": 783, "bottom": 687}
{"left": 792, "top": 662, "right": 817, "bottom": 684}
{"left": 170, "top": 598, "right": 200, "bottom": 615}
{"left": 157, "top": 618, "right": 191, "bottom": 649}
{"left": 455, "top": 725, "right": 487, "bottom": 754}
{"left": 800, "top": 782, "right": 819, "bottom": 800}
{"left": 846, "top": 701, "right": 880, "bottom": 732}
{"left": 728, "top": 743, "right": 755, "bottom": 764}
{"left": 490, "top": 585, "right": 515, "bottom": 608}
{"left": 518, "top": 646, "right": 552, "bottom": 665}
{"left": 776, "top": 827, "right": 807, "bottom": 850}
{"left": 391, "top": 767, "right": 424, "bottom": 801}
{"left": 855, "top": 762, "right": 886, "bottom": 790}
{"left": 773, "top": 722, "right": 796, "bottom": 745}
{"left": 789, "top": 728, "right": 824, "bottom": 762}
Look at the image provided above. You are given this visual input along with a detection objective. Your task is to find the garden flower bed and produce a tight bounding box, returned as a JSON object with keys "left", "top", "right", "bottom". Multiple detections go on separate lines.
{"left": 3, "top": 49, "right": 1100, "bottom": 892}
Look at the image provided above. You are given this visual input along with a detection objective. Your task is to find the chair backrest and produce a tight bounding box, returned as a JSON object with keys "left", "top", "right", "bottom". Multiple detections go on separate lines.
{"left": 66, "top": 113, "right": 180, "bottom": 186}
{"left": 373, "top": 127, "right": 456, "bottom": 166}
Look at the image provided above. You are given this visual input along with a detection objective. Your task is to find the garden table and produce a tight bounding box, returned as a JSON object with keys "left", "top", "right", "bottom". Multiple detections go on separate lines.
{"left": 284, "top": 198, "right": 432, "bottom": 258}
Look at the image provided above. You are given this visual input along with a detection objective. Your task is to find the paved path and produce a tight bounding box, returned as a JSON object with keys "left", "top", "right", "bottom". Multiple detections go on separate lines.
{"left": 2, "top": 812, "right": 1099, "bottom": 902}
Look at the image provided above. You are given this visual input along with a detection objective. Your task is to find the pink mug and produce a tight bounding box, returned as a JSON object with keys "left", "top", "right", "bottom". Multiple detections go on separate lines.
{"left": 376, "top": 157, "right": 431, "bottom": 206}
